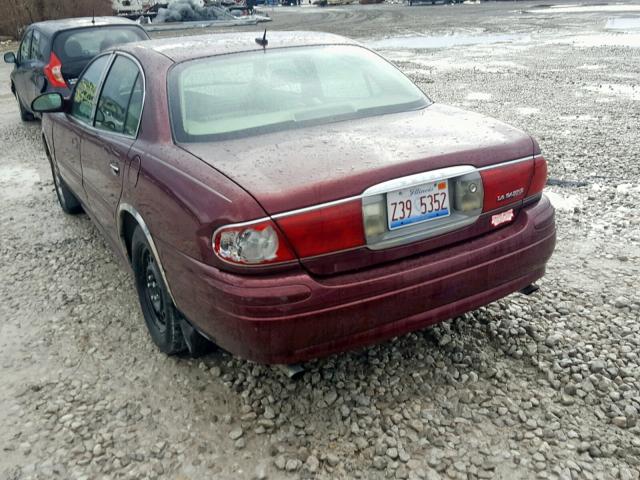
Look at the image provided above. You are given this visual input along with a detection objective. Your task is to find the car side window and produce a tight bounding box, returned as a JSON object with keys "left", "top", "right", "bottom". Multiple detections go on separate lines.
{"left": 19, "top": 31, "right": 32, "bottom": 63}
{"left": 30, "top": 30, "right": 43, "bottom": 62}
{"left": 124, "top": 75, "right": 144, "bottom": 136}
{"left": 70, "top": 55, "right": 111, "bottom": 124}
{"left": 95, "top": 56, "right": 141, "bottom": 135}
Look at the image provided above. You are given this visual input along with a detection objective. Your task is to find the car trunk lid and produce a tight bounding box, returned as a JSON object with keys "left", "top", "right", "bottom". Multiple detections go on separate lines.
{"left": 182, "top": 104, "right": 538, "bottom": 275}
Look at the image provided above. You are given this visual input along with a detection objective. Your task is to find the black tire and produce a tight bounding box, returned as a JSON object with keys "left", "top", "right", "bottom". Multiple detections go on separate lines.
{"left": 131, "top": 226, "right": 187, "bottom": 355}
{"left": 46, "top": 147, "right": 83, "bottom": 214}
{"left": 17, "top": 91, "right": 35, "bottom": 122}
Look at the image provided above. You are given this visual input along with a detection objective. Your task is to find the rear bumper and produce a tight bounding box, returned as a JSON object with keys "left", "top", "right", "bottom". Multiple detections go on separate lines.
{"left": 161, "top": 195, "right": 556, "bottom": 364}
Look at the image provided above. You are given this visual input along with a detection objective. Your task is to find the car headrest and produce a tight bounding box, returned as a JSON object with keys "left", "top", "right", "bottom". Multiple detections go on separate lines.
{"left": 64, "top": 40, "right": 83, "bottom": 58}
{"left": 100, "top": 38, "right": 115, "bottom": 52}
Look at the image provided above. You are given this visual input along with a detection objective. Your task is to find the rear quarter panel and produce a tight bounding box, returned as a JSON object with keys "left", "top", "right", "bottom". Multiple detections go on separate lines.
{"left": 122, "top": 142, "right": 270, "bottom": 263}
{"left": 118, "top": 48, "right": 276, "bottom": 267}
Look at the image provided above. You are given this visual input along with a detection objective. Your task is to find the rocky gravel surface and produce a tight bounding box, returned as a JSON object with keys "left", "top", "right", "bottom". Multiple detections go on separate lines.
{"left": 1, "top": 2, "right": 640, "bottom": 479}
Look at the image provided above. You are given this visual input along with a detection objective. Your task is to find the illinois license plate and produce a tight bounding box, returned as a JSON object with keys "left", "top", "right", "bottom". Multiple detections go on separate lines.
{"left": 387, "top": 180, "right": 450, "bottom": 230}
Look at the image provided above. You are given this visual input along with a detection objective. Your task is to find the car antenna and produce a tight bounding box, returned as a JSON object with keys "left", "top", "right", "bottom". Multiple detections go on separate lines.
{"left": 255, "top": 29, "right": 268, "bottom": 49}
{"left": 91, "top": 8, "right": 95, "bottom": 25}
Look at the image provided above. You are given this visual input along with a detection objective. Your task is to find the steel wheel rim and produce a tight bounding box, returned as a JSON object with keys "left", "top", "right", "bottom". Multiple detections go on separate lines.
{"left": 142, "top": 249, "right": 167, "bottom": 332}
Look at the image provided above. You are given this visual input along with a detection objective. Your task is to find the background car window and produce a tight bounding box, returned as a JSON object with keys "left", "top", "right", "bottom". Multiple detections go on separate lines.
{"left": 19, "top": 31, "right": 32, "bottom": 62}
{"left": 95, "top": 56, "right": 140, "bottom": 134}
{"left": 53, "top": 26, "right": 147, "bottom": 66}
{"left": 124, "top": 75, "right": 144, "bottom": 136}
{"left": 70, "top": 55, "right": 111, "bottom": 124}
{"left": 30, "top": 30, "right": 44, "bottom": 62}
{"left": 52, "top": 26, "right": 147, "bottom": 87}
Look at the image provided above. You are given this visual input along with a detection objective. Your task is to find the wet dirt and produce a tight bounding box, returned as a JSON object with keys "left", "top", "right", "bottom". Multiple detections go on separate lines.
{"left": 2, "top": 1, "right": 640, "bottom": 479}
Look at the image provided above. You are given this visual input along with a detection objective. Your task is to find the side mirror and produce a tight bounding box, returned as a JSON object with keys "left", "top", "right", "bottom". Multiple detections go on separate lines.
{"left": 32, "top": 93, "right": 65, "bottom": 113}
{"left": 3, "top": 52, "right": 16, "bottom": 64}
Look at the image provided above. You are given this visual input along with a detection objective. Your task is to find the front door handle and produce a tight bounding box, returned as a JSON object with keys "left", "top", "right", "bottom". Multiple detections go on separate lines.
{"left": 109, "top": 162, "right": 120, "bottom": 176}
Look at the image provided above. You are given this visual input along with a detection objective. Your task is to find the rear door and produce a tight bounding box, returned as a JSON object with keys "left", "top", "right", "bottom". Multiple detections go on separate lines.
{"left": 54, "top": 54, "right": 112, "bottom": 197}
{"left": 26, "top": 29, "right": 48, "bottom": 106}
{"left": 13, "top": 29, "right": 33, "bottom": 107}
{"left": 81, "top": 54, "right": 144, "bottom": 234}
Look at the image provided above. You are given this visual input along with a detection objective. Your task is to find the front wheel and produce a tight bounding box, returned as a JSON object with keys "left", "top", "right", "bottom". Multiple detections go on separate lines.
{"left": 131, "top": 227, "right": 187, "bottom": 355}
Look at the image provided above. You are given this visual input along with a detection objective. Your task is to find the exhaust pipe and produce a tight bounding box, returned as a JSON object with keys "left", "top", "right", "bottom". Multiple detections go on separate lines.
{"left": 275, "top": 364, "right": 305, "bottom": 379}
{"left": 519, "top": 283, "right": 540, "bottom": 296}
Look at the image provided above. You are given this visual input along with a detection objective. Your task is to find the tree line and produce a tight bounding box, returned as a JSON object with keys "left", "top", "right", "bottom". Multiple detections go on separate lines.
{"left": 1, "top": 0, "right": 112, "bottom": 39}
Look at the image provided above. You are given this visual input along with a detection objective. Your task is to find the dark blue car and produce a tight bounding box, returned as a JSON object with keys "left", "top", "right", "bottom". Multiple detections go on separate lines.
{"left": 3, "top": 17, "right": 149, "bottom": 121}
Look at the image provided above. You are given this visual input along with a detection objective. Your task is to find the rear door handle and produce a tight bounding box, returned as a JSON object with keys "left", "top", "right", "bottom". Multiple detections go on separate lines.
{"left": 109, "top": 162, "right": 120, "bottom": 176}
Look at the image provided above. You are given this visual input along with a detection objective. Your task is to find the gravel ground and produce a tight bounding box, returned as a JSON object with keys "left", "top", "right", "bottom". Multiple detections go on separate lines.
{"left": 1, "top": 1, "right": 640, "bottom": 479}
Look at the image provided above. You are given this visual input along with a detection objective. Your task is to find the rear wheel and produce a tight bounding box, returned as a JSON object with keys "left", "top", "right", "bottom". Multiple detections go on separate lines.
{"left": 131, "top": 226, "right": 187, "bottom": 355}
{"left": 17, "top": 91, "right": 35, "bottom": 122}
{"left": 46, "top": 148, "right": 83, "bottom": 214}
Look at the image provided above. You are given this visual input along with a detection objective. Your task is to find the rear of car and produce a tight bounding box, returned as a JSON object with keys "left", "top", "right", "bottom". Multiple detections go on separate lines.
{"left": 8, "top": 18, "right": 149, "bottom": 119}
{"left": 163, "top": 197, "right": 554, "bottom": 364}
{"left": 49, "top": 24, "right": 149, "bottom": 89}
{"left": 154, "top": 39, "right": 556, "bottom": 364}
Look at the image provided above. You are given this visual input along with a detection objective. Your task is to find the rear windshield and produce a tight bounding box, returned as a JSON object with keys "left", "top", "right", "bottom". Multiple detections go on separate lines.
{"left": 53, "top": 26, "right": 148, "bottom": 65}
{"left": 168, "top": 45, "right": 430, "bottom": 142}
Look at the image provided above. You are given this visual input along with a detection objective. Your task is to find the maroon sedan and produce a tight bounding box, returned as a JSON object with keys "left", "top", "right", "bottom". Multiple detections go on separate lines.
{"left": 32, "top": 31, "right": 555, "bottom": 364}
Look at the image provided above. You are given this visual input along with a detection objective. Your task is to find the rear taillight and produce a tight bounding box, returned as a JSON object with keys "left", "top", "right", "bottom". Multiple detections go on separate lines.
{"left": 213, "top": 220, "right": 295, "bottom": 265}
{"left": 44, "top": 52, "right": 67, "bottom": 88}
{"left": 213, "top": 156, "right": 548, "bottom": 266}
{"left": 480, "top": 160, "right": 532, "bottom": 212}
{"left": 213, "top": 200, "right": 366, "bottom": 266}
{"left": 275, "top": 200, "right": 365, "bottom": 258}
{"left": 527, "top": 156, "right": 548, "bottom": 197}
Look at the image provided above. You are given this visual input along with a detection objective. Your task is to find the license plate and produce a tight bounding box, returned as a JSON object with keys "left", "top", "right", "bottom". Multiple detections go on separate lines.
{"left": 387, "top": 180, "right": 450, "bottom": 230}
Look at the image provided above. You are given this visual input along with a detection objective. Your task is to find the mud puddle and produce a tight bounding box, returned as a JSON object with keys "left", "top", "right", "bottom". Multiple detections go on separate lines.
{"left": 367, "top": 32, "right": 530, "bottom": 49}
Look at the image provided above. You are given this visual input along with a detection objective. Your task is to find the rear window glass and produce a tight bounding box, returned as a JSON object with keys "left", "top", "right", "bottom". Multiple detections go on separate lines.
{"left": 53, "top": 26, "right": 147, "bottom": 64}
{"left": 168, "top": 45, "right": 429, "bottom": 142}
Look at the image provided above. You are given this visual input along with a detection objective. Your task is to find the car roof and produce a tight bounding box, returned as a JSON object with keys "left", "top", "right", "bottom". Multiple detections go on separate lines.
{"left": 30, "top": 17, "right": 142, "bottom": 36}
{"left": 120, "top": 31, "right": 360, "bottom": 63}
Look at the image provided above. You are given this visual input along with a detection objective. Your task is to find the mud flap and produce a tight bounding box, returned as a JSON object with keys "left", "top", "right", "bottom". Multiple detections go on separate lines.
{"left": 179, "top": 316, "right": 215, "bottom": 357}
{"left": 519, "top": 283, "right": 540, "bottom": 296}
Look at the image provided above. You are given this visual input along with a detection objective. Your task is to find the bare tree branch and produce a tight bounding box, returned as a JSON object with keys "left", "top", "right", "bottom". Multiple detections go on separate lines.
{"left": 0, "top": 0, "right": 112, "bottom": 39}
